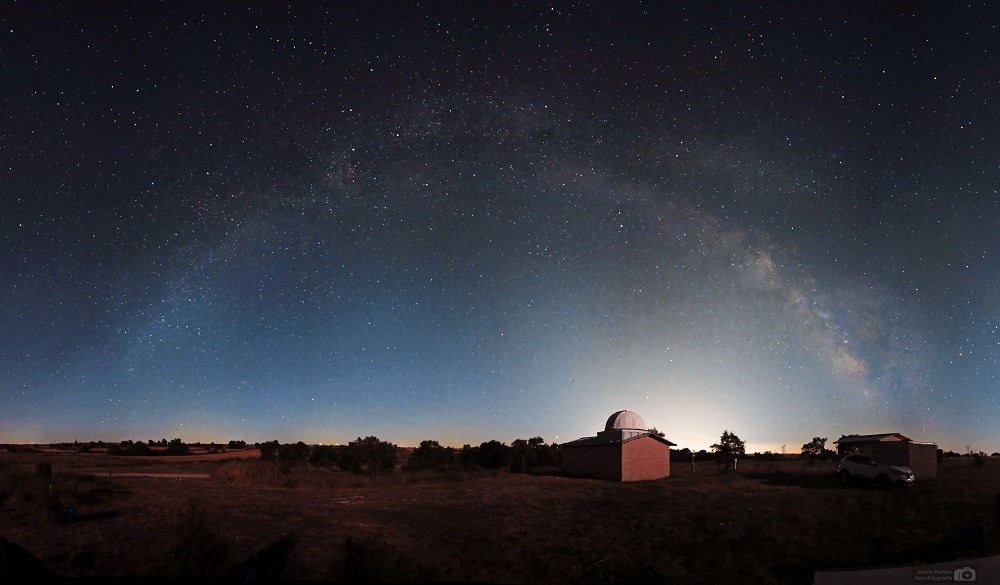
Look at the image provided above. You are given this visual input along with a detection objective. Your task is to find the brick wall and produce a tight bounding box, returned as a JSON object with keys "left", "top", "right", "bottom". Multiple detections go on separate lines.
{"left": 621, "top": 436, "right": 670, "bottom": 481}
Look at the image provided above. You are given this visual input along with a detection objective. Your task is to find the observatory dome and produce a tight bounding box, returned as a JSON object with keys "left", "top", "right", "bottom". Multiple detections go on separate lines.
{"left": 605, "top": 410, "right": 647, "bottom": 432}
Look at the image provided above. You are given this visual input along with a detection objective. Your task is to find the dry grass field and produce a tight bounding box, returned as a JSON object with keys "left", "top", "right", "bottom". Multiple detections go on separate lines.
{"left": 2, "top": 447, "right": 1000, "bottom": 584}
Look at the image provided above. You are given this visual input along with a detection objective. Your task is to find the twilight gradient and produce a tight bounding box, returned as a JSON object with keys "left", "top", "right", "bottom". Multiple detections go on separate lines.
{"left": 2, "top": 3, "right": 997, "bottom": 453}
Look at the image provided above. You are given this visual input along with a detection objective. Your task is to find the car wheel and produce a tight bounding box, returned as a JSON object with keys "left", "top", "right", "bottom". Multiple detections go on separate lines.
{"left": 839, "top": 470, "right": 851, "bottom": 485}
{"left": 875, "top": 474, "right": 892, "bottom": 488}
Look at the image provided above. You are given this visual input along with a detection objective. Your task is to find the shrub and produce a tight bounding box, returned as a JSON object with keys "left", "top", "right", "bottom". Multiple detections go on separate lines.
{"left": 310, "top": 445, "right": 340, "bottom": 468}
{"left": 404, "top": 440, "right": 453, "bottom": 471}
{"left": 118, "top": 442, "right": 153, "bottom": 456}
{"left": 339, "top": 437, "right": 397, "bottom": 478}
{"left": 278, "top": 442, "right": 311, "bottom": 471}
{"left": 166, "top": 439, "right": 190, "bottom": 456}
{"left": 510, "top": 437, "right": 559, "bottom": 472}
{"left": 257, "top": 440, "right": 280, "bottom": 461}
{"left": 458, "top": 444, "right": 480, "bottom": 468}
{"left": 475, "top": 440, "right": 512, "bottom": 470}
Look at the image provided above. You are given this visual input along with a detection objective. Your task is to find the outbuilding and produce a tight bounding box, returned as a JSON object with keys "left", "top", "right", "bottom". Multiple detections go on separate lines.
{"left": 560, "top": 410, "right": 675, "bottom": 481}
{"left": 834, "top": 432, "right": 938, "bottom": 479}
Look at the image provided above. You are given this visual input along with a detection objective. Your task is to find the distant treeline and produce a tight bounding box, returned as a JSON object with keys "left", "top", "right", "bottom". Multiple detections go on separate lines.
{"left": 668, "top": 448, "right": 815, "bottom": 463}
{"left": 28, "top": 438, "right": 249, "bottom": 456}
{"left": 11, "top": 440, "right": 995, "bottom": 468}
{"left": 23, "top": 436, "right": 563, "bottom": 476}
{"left": 256, "top": 436, "right": 562, "bottom": 477}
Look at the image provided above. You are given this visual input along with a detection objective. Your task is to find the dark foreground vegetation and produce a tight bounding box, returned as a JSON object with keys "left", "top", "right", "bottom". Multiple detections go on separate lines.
{"left": 2, "top": 446, "right": 1000, "bottom": 584}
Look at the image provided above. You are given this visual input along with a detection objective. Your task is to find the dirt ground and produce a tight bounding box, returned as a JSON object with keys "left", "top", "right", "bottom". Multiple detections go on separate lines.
{"left": 2, "top": 449, "right": 999, "bottom": 584}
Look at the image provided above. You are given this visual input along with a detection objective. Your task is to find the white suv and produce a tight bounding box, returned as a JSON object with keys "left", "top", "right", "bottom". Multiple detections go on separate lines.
{"left": 838, "top": 453, "right": 915, "bottom": 487}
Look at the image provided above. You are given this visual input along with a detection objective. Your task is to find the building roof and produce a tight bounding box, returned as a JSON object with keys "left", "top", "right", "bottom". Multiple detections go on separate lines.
{"left": 561, "top": 432, "right": 676, "bottom": 448}
{"left": 561, "top": 409, "right": 676, "bottom": 448}
{"left": 605, "top": 410, "right": 646, "bottom": 432}
{"left": 834, "top": 433, "right": 911, "bottom": 444}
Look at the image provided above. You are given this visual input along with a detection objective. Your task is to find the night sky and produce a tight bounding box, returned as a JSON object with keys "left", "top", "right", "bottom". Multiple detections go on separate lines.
{"left": 2, "top": 2, "right": 997, "bottom": 453}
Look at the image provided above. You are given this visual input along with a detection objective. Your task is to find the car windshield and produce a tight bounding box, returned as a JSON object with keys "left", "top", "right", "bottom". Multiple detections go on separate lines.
{"left": 871, "top": 455, "right": 898, "bottom": 466}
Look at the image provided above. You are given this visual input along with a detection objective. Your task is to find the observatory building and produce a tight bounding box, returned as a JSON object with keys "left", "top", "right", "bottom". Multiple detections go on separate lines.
{"left": 560, "top": 410, "right": 675, "bottom": 481}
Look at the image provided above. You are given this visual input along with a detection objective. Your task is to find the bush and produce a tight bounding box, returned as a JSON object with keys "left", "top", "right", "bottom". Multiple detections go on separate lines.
{"left": 110, "top": 442, "right": 154, "bottom": 456}
{"left": 510, "top": 437, "right": 560, "bottom": 472}
{"left": 257, "top": 440, "right": 280, "bottom": 461}
{"left": 278, "top": 442, "right": 311, "bottom": 471}
{"left": 339, "top": 437, "right": 398, "bottom": 478}
{"left": 404, "top": 440, "right": 453, "bottom": 471}
{"left": 478, "top": 440, "right": 512, "bottom": 469}
{"left": 310, "top": 445, "right": 340, "bottom": 468}
{"left": 166, "top": 439, "right": 190, "bottom": 456}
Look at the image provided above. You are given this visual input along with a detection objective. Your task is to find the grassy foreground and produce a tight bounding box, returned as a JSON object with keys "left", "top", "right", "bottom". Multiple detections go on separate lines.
{"left": 2, "top": 448, "right": 999, "bottom": 583}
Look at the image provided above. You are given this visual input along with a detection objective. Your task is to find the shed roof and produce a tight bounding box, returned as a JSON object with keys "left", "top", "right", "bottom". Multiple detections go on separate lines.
{"left": 834, "top": 433, "right": 910, "bottom": 444}
{"left": 561, "top": 432, "right": 676, "bottom": 448}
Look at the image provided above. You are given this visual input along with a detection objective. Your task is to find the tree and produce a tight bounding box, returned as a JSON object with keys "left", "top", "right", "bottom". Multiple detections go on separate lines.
{"left": 166, "top": 438, "right": 190, "bottom": 456}
{"left": 510, "top": 437, "right": 560, "bottom": 472}
{"left": 711, "top": 430, "right": 745, "bottom": 465}
{"left": 125, "top": 441, "right": 153, "bottom": 456}
{"left": 801, "top": 437, "right": 832, "bottom": 461}
{"left": 648, "top": 427, "right": 666, "bottom": 438}
{"left": 404, "top": 440, "right": 453, "bottom": 471}
{"left": 340, "top": 436, "right": 398, "bottom": 478}
{"left": 531, "top": 437, "right": 560, "bottom": 468}
{"left": 458, "top": 444, "right": 479, "bottom": 468}
{"left": 310, "top": 445, "right": 340, "bottom": 467}
{"left": 510, "top": 439, "right": 530, "bottom": 472}
{"left": 257, "top": 440, "right": 281, "bottom": 461}
{"left": 477, "top": 440, "right": 513, "bottom": 470}
{"left": 278, "top": 441, "right": 311, "bottom": 470}
{"left": 457, "top": 440, "right": 513, "bottom": 469}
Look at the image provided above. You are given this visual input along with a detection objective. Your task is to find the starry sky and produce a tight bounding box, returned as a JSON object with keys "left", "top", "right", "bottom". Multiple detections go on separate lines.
{"left": 2, "top": 2, "right": 997, "bottom": 453}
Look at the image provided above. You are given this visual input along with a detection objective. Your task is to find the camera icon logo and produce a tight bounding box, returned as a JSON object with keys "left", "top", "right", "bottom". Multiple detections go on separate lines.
{"left": 954, "top": 566, "right": 976, "bottom": 581}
